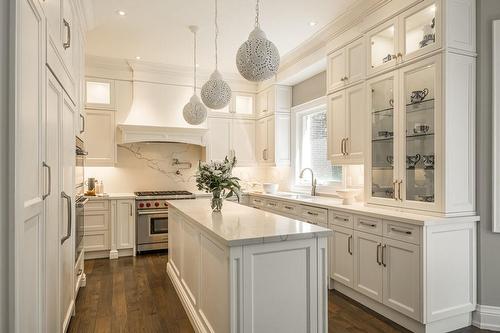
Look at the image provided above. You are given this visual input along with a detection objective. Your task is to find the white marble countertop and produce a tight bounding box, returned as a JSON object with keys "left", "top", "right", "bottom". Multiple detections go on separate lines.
{"left": 85, "top": 193, "right": 136, "bottom": 199}
{"left": 247, "top": 192, "right": 480, "bottom": 226}
{"left": 167, "top": 199, "right": 332, "bottom": 247}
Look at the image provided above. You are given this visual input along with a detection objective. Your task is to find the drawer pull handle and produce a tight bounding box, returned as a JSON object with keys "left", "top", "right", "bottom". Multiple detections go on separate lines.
{"left": 77, "top": 269, "right": 83, "bottom": 276}
{"left": 347, "top": 235, "right": 353, "bottom": 255}
{"left": 390, "top": 227, "right": 412, "bottom": 235}
{"left": 376, "top": 243, "right": 382, "bottom": 265}
{"left": 307, "top": 211, "right": 319, "bottom": 216}
{"left": 284, "top": 206, "right": 293, "bottom": 210}
{"left": 360, "top": 221, "right": 376, "bottom": 228}
{"left": 381, "top": 244, "right": 387, "bottom": 267}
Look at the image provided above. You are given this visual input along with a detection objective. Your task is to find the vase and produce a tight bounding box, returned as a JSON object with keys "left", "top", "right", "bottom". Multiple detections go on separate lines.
{"left": 211, "top": 191, "right": 223, "bottom": 212}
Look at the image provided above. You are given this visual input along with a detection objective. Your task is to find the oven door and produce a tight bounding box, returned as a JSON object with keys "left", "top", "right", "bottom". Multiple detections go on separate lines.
{"left": 136, "top": 210, "right": 169, "bottom": 251}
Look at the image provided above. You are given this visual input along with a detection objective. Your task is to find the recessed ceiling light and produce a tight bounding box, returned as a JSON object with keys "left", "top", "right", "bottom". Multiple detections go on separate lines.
{"left": 309, "top": 21, "right": 317, "bottom": 27}
{"left": 135, "top": 56, "right": 141, "bottom": 60}
{"left": 117, "top": 10, "right": 126, "bottom": 16}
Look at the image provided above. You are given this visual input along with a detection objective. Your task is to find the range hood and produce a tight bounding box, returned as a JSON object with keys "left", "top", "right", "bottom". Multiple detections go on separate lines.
{"left": 117, "top": 124, "right": 207, "bottom": 146}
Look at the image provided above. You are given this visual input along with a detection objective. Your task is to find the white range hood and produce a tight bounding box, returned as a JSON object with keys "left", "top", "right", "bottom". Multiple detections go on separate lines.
{"left": 117, "top": 124, "right": 207, "bottom": 146}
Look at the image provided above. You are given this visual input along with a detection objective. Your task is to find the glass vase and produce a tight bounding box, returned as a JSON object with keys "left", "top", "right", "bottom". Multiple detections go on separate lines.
{"left": 211, "top": 191, "right": 223, "bottom": 212}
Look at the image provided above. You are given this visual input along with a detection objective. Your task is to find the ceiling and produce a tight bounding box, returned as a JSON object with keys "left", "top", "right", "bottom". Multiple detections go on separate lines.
{"left": 84, "top": 0, "right": 353, "bottom": 75}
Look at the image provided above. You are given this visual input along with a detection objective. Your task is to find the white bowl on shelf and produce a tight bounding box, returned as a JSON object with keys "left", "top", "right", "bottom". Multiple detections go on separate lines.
{"left": 262, "top": 183, "right": 279, "bottom": 194}
{"left": 336, "top": 189, "right": 359, "bottom": 205}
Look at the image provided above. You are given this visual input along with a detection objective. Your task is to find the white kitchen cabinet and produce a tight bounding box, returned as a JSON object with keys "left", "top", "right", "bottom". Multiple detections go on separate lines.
{"left": 206, "top": 117, "right": 232, "bottom": 162}
{"left": 85, "top": 78, "right": 116, "bottom": 110}
{"left": 85, "top": 109, "right": 116, "bottom": 166}
{"left": 327, "top": 38, "right": 365, "bottom": 93}
{"left": 209, "top": 92, "right": 255, "bottom": 116}
{"left": 382, "top": 238, "right": 421, "bottom": 320}
{"left": 256, "top": 85, "right": 292, "bottom": 118}
{"left": 84, "top": 198, "right": 135, "bottom": 259}
{"left": 256, "top": 114, "right": 290, "bottom": 166}
{"left": 115, "top": 199, "right": 135, "bottom": 250}
{"left": 353, "top": 231, "right": 383, "bottom": 302}
{"left": 328, "top": 83, "right": 365, "bottom": 164}
{"left": 43, "top": 0, "right": 80, "bottom": 102}
{"left": 331, "top": 225, "right": 354, "bottom": 288}
{"left": 206, "top": 117, "right": 256, "bottom": 166}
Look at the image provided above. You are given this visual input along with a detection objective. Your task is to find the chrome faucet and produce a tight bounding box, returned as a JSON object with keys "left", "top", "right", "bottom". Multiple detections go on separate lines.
{"left": 300, "top": 168, "right": 317, "bottom": 196}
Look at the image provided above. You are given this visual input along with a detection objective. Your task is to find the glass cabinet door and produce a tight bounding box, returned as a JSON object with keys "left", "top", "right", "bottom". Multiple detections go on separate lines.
{"left": 402, "top": 1, "right": 439, "bottom": 60}
{"left": 369, "top": 75, "right": 397, "bottom": 201}
{"left": 368, "top": 19, "right": 398, "bottom": 74}
{"left": 400, "top": 58, "right": 438, "bottom": 205}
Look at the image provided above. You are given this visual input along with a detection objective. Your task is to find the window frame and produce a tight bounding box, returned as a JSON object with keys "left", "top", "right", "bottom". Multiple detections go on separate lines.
{"left": 291, "top": 96, "right": 346, "bottom": 194}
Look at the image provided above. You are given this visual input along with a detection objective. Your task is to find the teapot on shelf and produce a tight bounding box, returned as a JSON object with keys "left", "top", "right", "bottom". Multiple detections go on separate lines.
{"left": 410, "top": 88, "right": 429, "bottom": 104}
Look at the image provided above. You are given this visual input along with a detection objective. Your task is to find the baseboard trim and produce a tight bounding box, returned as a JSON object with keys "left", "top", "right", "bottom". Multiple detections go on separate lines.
{"left": 472, "top": 305, "right": 500, "bottom": 331}
{"left": 166, "top": 262, "right": 207, "bottom": 333}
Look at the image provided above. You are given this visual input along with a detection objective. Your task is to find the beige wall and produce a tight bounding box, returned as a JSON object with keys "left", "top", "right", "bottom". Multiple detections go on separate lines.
{"left": 292, "top": 71, "right": 326, "bottom": 106}
{"left": 476, "top": 0, "right": 500, "bottom": 307}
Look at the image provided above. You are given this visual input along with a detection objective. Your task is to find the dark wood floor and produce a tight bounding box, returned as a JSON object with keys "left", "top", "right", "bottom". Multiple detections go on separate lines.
{"left": 68, "top": 253, "right": 489, "bottom": 333}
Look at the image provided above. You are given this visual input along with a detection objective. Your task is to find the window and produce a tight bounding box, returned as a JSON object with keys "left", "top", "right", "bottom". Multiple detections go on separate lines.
{"left": 295, "top": 104, "right": 343, "bottom": 188}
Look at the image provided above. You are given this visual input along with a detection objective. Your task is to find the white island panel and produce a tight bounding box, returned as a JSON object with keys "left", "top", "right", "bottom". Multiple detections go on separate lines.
{"left": 167, "top": 200, "right": 330, "bottom": 333}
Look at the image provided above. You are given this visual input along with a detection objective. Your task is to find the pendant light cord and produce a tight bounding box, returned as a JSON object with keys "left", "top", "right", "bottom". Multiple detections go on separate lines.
{"left": 215, "top": 0, "right": 219, "bottom": 70}
{"left": 193, "top": 28, "right": 197, "bottom": 94}
{"left": 255, "top": 0, "right": 260, "bottom": 28}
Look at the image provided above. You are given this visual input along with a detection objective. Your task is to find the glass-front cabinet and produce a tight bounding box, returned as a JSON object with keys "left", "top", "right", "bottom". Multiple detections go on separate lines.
{"left": 367, "top": 0, "right": 441, "bottom": 75}
{"left": 367, "top": 55, "right": 441, "bottom": 211}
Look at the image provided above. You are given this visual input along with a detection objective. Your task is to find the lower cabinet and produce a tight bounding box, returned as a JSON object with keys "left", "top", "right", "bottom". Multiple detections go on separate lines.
{"left": 84, "top": 198, "right": 135, "bottom": 259}
{"left": 331, "top": 225, "right": 354, "bottom": 288}
{"left": 353, "top": 231, "right": 383, "bottom": 302}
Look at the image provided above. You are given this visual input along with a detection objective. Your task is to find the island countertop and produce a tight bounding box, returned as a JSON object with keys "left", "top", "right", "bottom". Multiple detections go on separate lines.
{"left": 167, "top": 198, "right": 332, "bottom": 246}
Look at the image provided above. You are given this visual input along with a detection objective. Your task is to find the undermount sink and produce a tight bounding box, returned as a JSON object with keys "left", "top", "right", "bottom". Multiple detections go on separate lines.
{"left": 273, "top": 193, "right": 312, "bottom": 200}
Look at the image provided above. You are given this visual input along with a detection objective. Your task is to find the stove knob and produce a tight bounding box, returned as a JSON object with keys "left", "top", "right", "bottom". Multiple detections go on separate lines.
{"left": 146, "top": 202, "right": 151, "bottom": 208}
{"left": 155, "top": 202, "right": 159, "bottom": 207}
{"left": 164, "top": 202, "right": 168, "bottom": 206}
{"left": 139, "top": 203, "right": 144, "bottom": 208}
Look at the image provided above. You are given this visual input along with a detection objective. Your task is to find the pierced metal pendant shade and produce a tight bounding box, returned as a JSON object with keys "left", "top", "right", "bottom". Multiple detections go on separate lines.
{"left": 183, "top": 94, "right": 207, "bottom": 125}
{"left": 236, "top": 27, "right": 280, "bottom": 82}
{"left": 201, "top": 70, "right": 232, "bottom": 109}
{"left": 183, "top": 25, "right": 207, "bottom": 125}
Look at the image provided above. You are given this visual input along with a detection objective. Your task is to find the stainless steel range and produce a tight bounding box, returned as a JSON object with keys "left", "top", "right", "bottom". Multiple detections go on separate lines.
{"left": 135, "top": 191, "right": 196, "bottom": 252}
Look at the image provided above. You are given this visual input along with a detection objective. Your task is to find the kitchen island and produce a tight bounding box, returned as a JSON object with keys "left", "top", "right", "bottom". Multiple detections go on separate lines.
{"left": 166, "top": 199, "right": 332, "bottom": 333}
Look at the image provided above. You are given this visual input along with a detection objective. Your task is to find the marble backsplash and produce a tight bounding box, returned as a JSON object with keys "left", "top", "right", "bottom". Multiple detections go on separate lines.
{"left": 85, "top": 143, "right": 291, "bottom": 194}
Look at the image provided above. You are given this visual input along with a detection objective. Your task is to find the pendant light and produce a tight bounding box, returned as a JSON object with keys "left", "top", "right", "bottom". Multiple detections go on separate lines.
{"left": 183, "top": 25, "right": 207, "bottom": 125}
{"left": 236, "top": 0, "right": 280, "bottom": 82}
{"left": 201, "top": 0, "right": 232, "bottom": 110}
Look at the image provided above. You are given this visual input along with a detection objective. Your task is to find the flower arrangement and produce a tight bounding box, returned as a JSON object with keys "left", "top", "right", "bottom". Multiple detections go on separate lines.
{"left": 196, "top": 156, "right": 241, "bottom": 212}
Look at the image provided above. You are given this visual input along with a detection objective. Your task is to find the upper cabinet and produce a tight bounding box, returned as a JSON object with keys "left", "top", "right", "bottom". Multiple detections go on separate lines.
{"left": 327, "top": 38, "right": 365, "bottom": 93}
{"left": 85, "top": 109, "right": 116, "bottom": 166}
{"left": 85, "top": 78, "right": 116, "bottom": 110}
{"left": 256, "top": 85, "right": 292, "bottom": 119}
{"left": 208, "top": 92, "right": 255, "bottom": 117}
{"left": 256, "top": 114, "right": 290, "bottom": 166}
{"left": 327, "top": 83, "right": 365, "bottom": 165}
{"left": 42, "top": 0, "right": 80, "bottom": 102}
{"left": 367, "top": 0, "right": 441, "bottom": 76}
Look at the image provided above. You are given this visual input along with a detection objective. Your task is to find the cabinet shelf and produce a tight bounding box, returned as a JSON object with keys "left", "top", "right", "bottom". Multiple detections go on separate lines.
{"left": 406, "top": 132, "right": 434, "bottom": 139}
{"left": 372, "top": 136, "right": 394, "bottom": 142}
{"left": 372, "top": 166, "right": 394, "bottom": 170}
{"left": 372, "top": 107, "right": 394, "bottom": 114}
{"left": 406, "top": 167, "right": 434, "bottom": 171}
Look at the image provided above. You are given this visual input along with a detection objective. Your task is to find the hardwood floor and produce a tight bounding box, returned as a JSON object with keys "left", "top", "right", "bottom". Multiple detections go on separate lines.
{"left": 68, "top": 253, "right": 489, "bottom": 333}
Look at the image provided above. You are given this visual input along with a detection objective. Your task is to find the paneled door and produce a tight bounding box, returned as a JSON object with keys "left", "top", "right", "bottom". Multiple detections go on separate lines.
{"left": 207, "top": 117, "right": 231, "bottom": 162}
{"left": 327, "top": 91, "right": 346, "bottom": 162}
{"left": 15, "top": 1, "right": 46, "bottom": 332}
{"left": 353, "top": 231, "right": 383, "bottom": 302}
{"left": 327, "top": 48, "right": 346, "bottom": 92}
{"left": 232, "top": 119, "right": 256, "bottom": 166}
{"left": 366, "top": 71, "right": 400, "bottom": 206}
{"left": 345, "top": 84, "right": 365, "bottom": 163}
{"left": 116, "top": 199, "right": 135, "bottom": 250}
{"left": 331, "top": 225, "right": 354, "bottom": 288}
{"left": 382, "top": 238, "right": 421, "bottom": 321}
{"left": 60, "top": 91, "right": 76, "bottom": 332}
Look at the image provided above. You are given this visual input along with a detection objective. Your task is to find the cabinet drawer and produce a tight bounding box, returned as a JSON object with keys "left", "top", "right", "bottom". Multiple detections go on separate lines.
{"left": 330, "top": 210, "right": 354, "bottom": 228}
{"left": 84, "top": 211, "right": 110, "bottom": 232}
{"left": 354, "top": 215, "right": 382, "bottom": 235}
{"left": 300, "top": 205, "right": 328, "bottom": 225}
{"left": 265, "top": 199, "right": 281, "bottom": 211}
{"left": 251, "top": 197, "right": 266, "bottom": 207}
{"left": 84, "top": 199, "right": 109, "bottom": 211}
{"left": 383, "top": 220, "right": 420, "bottom": 245}
{"left": 280, "top": 202, "right": 300, "bottom": 215}
{"left": 83, "top": 230, "right": 110, "bottom": 251}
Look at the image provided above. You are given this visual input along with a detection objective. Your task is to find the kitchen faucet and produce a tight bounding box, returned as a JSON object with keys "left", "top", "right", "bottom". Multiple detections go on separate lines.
{"left": 299, "top": 168, "right": 317, "bottom": 196}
